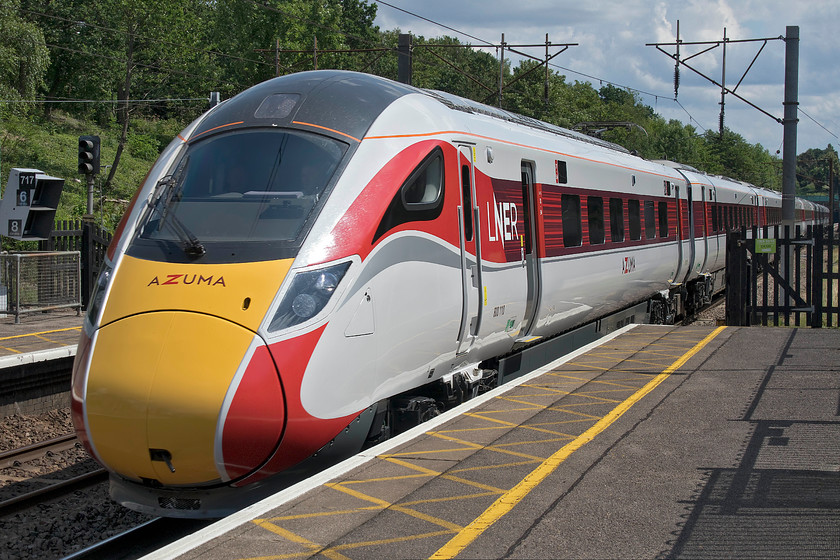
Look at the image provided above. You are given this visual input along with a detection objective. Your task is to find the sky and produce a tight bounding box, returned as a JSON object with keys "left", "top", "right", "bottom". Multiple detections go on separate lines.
{"left": 371, "top": 0, "right": 840, "bottom": 155}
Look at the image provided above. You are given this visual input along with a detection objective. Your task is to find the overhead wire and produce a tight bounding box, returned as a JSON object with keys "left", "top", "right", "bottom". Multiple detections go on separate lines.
{"left": 373, "top": 1, "right": 838, "bottom": 146}
{"left": 798, "top": 108, "right": 839, "bottom": 140}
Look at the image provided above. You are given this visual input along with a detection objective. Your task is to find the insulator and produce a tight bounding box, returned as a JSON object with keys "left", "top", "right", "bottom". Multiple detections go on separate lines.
{"left": 674, "top": 65, "right": 680, "bottom": 98}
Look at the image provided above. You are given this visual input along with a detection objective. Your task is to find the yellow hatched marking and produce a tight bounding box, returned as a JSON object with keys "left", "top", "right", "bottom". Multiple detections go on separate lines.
{"left": 380, "top": 457, "right": 442, "bottom": 476}
{"left": 336, "top": 471, "right": 435, "bottom": 485}
{"left": 448, "top": 413, "right": 578, "bottom": 440}
{"left": 401, "top": 492, "right": 500, "bottom": 507}
{"left": 542, "top": 371, "right": 602, "bottom": 378}
{"left": 429, "top": 433, "right": 548, "bottom": 462}
{"left": 544, "top": 391, "right": 626, "bottom": 405}
{"left": 383, "top": 446, "right": 480, "bottom": 458}
{"left": 381, "top": 453, "right": 516, "bottom": 494}
{"left": 0, "top": 347, "right": 22, "bottom": 354}
{"left": 263, "top": 506, "right": 383, "bottom": 522}
{"left": 544, "top": 407, "right": 603, "bottom": 420}
{"left": 500, "top": 389, "right": 580, "bottom": 398}
{"left": 429, "top": 326, "right": 726, "bottom": 559}
{"left": 440, "top": 475, "right": 506, "bottom": 494}
{"left": 584, "top": 379, "right": 648, "bottom": 390}
{"left": 328, "top": 530, "right": 455, "bottom": 553}
{"left": 0, "top": 326, "right": 81, "bottom": 341}
{"left": 565, "top": 392, "right": 624, "bottom": 403}
{"left": 327, "top": 482, "right": 464, "bottom": 532}
{"left": 448, "top": 460, "right": 540, "bottom": 474}
{"left": 495, "top": 396, "right": 565, "bottom": 407}
{"left": 487, "top": 437, "right": 575, "bottom": 449}
{"left": 560, "top": 362, "right": 612, "bottom": 372}
{"left": 430, "top": 425, "right": 524, "bottom": 435}
{"left": 248, "top": 519, "right": 352, "bottom": 560}
{"left": 455, "top": 405, "right": 542, "bottom": 415}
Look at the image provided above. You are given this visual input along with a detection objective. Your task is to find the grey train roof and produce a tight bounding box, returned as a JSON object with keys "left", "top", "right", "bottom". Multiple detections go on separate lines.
{"left": 191, "top": 70, "right": 631, "bottom": 154}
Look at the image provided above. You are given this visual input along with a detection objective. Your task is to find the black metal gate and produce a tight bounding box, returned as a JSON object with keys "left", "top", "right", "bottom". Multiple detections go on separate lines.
{"left": 725, "top": 224, "right": 840, "bottom": 327}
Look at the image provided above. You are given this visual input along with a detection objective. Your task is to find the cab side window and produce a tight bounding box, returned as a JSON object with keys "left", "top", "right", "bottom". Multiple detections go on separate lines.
{"left": 374, "top": 148, "right": 445, "bottom": 243}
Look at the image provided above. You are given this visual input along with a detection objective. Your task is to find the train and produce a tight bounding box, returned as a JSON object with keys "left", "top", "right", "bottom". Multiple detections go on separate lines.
{"left": 70, "top": 70, "right": 828, "bottom": 517}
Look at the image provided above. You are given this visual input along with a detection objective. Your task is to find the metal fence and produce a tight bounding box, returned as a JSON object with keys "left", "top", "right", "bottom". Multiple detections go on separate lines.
{"left": 0, "top": 251, "right": 82, "bottom": 323}
{"left": 40, "top": 219, "right": 112, "bottom": 309}
{"left": 725, "top": 224, "right": 839, "bottom": 327}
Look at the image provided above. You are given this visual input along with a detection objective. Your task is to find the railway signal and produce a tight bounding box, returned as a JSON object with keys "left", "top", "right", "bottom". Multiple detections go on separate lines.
{"left": 78, "top": 135, "right": 100, "bottom": 176}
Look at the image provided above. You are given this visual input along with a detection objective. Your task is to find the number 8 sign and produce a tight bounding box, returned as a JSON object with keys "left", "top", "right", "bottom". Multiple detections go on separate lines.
{"left": 8, "top": 219, "right": 21, "bottom": 237}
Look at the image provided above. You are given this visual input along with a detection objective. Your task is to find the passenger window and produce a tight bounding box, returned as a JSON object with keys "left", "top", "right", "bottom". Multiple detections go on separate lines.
{"left": 644, "top": 200, "right": 656, "bottom": 239}
{"left": 658, "top": 201, "right": 669, "bottom": 238}
{"left": 556, "top": 160, "right": 568, "bottom": 184}
{"left": 628, "top": 199, "right": 641, "bottom": 241}
{"left": 712, "top": 204, "right": 718, "bottom": 232}
{"left": 587, "top": 196, "right": 605, "bottom": 245}
{"left": 609, "top": 198, "right": 624, "bottom": 242}
{"left": 561, "top": 194, "right": 581, "bottom": 247}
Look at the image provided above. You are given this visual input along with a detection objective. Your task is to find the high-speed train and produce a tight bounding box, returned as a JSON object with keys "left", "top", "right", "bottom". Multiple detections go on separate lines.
{"left": 70, "top": 70, "right": 827, "bottom": 517}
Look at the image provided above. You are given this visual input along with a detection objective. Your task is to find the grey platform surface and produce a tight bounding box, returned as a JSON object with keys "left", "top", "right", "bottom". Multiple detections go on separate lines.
{"left": 0, "top": 308, "right": 82, "bottom": 357}
{"left": 149, "top": 325, "right": 839, "bottom": 560}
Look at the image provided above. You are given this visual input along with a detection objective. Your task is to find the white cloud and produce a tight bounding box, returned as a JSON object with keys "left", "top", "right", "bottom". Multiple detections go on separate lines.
{"left": 372, "top": 0, "right": 840, "bottom": 151}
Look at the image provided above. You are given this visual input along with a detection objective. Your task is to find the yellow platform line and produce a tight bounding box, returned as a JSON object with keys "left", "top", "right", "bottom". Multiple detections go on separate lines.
{"left": 429, "top": 326, "right": 726, "bottom": 560}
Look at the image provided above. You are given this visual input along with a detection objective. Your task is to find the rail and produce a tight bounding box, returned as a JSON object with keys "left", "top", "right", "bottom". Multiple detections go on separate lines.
{"left": 0, "top": 433, "right": 77, "bottom": 469}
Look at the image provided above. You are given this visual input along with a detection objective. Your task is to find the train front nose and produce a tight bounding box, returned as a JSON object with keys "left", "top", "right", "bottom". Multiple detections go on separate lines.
{"left": 83, "top": 311, "right": 285, "bottom": 485}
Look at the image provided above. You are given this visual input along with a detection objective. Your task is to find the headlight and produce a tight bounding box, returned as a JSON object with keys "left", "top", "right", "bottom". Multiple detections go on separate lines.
{"left": 86, "top": 262, "right": 114, "bottom": 328}
{"left": 269, "top": 262, "right": 350, "bottom": 331}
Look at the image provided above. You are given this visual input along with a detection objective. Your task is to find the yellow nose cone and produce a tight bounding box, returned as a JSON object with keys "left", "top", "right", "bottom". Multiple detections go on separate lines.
{"left": 85, "top": 311, "right": 257, "bottom": 485}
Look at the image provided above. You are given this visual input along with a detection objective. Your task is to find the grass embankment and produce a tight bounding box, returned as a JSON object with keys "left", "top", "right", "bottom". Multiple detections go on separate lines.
{"left": 0, "top": 111, "right": 189, "bottom": 233}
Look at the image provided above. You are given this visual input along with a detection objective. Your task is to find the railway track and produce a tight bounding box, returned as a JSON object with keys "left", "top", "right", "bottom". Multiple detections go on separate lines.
{"left": 0, "top": 433, "right": 78, "bottom": 469}
{"left": 64, "top": 517, "right": 213, "bottom": 559}
{"left": 0, "top": 434, "right": 108, "bottom": 517}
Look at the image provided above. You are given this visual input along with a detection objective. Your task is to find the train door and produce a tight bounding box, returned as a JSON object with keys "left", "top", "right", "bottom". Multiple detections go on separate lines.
{"left": 456, "top": 145, "right": 483, "bottom": 355}
{"left": 672, "top": 184, "right": 685, "bottom": 283}
{"left": 672, "top": 182, "right": 693, "bottom": 284}
{"left": 698, "top": 185, "right": 709, "bottom": 273}
{"left": 709, "top": 187, "right": 721, "bottom": 271}
{"left": 683, "top": 185, "right": 697, "bottom": 282}
{"left": 519, "top": 162, "right": 541, "bottom": 336}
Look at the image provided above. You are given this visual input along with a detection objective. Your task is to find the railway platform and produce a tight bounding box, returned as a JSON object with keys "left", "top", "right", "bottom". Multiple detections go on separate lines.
{"left": 0, "top": 308, "right": 82, "bottom": 357}
{"left": 0, "top": 309, "right": 82, "bottom": 415}
{"left": 147, "top": 324, "right": 840, "bottom": 560}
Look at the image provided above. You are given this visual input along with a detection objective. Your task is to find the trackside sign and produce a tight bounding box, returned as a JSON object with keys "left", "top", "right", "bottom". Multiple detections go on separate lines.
{"left": 755, "top": 238, "right": 777, "bottom": 254}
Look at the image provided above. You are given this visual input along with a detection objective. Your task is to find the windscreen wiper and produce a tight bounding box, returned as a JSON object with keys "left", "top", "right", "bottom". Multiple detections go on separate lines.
{"left": 145, "top": 157, "right": 205, "bottom": 257}
{"left": 161, "top": 211, "right": 206, "bottom": 257}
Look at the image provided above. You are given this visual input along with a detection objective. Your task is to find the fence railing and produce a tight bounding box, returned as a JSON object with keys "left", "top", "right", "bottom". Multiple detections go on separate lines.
{"left": 725, "top": 224, "right": 839, "bottom": 327}
{"left": 0, "top": 251, "right": 82, "bottom": 323}
{"left": 39, "top": 219, "right": 112, "bottom": 309}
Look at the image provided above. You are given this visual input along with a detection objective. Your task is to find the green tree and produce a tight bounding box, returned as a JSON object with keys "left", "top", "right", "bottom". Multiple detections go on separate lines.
{"left": 797, "top": 145, "right": 839, "bottom": 196}
{"left": 0, "top": 0, "right": 49, "bottom": 112}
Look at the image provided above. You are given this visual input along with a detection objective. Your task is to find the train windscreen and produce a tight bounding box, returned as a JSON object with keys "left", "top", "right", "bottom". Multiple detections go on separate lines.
{"left": 129, "top": 129, "right": 347, "bottom": 262}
